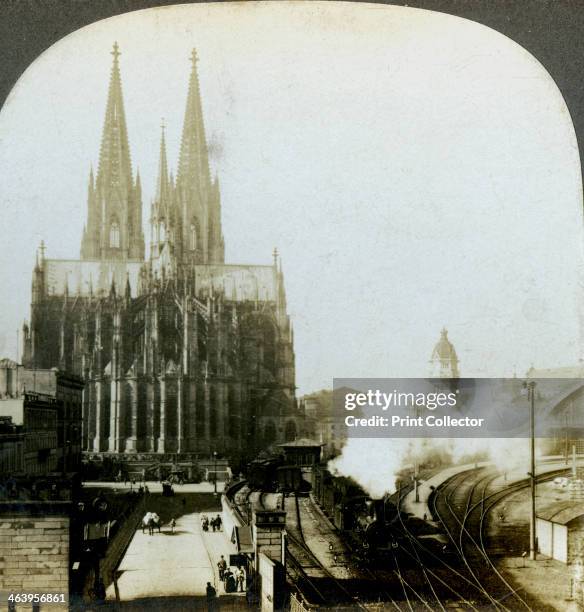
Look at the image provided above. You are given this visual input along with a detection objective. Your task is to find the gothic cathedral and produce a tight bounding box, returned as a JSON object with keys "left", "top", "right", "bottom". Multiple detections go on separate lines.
{"left": 22, "top": 44, "right": 299, "bottom": 462}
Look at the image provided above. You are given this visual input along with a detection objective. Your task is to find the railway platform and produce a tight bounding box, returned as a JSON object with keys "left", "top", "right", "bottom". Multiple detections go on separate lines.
{"left": 402, "top": 456, "right": 584, "bottom": 522}
{"left": 104, "top": 502, "right": 246, "bottom": 606}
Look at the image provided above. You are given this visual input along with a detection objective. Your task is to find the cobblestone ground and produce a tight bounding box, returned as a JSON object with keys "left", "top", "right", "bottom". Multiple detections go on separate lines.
{"left": 103, "top": 493, "right": 248, "bottom": 610}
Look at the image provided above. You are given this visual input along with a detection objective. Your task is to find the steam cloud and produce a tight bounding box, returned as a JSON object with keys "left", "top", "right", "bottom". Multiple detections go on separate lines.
{"left": 328, "top": 437, "right": 544, "bottom": 499}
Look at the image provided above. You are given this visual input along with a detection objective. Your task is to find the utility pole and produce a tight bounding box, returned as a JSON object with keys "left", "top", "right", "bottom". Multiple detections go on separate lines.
{"left": 213, "top": 451, "right": 218, "bottom": 496}
{"left": 525, "top": 381, "right": 537, "bottom": 561}
{"left": 414, "top": 404, "right": 420, "bottom": 502}
{"left": 565, "top": 413, "right": 569, "bottom": 465}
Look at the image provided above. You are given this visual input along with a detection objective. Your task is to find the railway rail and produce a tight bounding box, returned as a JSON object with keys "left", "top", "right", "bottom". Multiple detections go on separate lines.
{"left": 226, "top": 463, "right": 568, "bottom": 611}
{"left": 430, "top": 467, "right": 568, "bottom": 611}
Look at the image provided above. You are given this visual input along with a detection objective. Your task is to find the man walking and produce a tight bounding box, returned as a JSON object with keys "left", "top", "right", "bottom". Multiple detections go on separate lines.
{"left": 217, "top": 555, "right": 227, "bottom": 581}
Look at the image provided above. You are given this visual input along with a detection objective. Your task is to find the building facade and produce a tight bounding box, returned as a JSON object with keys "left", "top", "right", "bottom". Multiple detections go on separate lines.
{"left": 0, "top": 358, "right": 83, "bottom": 475}
{"left": 0, "top": 391, "right": 58, "bottom": 476}
{"left": 22, "top": 45, "right": 298, "bottom": 462}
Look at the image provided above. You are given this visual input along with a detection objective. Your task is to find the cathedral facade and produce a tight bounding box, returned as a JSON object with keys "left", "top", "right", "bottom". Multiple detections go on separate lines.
{"left": 22, "top": 44, "right": 299, "bottom": 461}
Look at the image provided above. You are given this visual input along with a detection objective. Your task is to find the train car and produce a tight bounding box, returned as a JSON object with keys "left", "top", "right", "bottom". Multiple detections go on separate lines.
{"left": 247, "top": 457, "right": 283, "bottom": 491}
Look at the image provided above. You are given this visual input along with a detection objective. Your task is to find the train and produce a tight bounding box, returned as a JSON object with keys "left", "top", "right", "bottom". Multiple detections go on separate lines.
{"left": 312, "top": 466, "right": 406, "bottom": 562}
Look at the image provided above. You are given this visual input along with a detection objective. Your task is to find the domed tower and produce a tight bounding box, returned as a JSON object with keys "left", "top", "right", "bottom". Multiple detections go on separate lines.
{"left": 430, "top": 327, "right": 460, "bottom": 378}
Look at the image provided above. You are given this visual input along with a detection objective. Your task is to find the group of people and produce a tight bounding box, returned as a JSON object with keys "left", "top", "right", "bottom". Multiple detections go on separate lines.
{"left": 201, "top": 513, "right": 222, "bottom": 532}
{"left": 217, "top": 556, "right": 246, "bottom": 593}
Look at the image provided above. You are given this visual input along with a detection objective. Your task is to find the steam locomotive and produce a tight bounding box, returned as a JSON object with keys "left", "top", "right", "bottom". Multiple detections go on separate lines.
{"left": 342, "top": 495, "right": 404, "bottom": 562}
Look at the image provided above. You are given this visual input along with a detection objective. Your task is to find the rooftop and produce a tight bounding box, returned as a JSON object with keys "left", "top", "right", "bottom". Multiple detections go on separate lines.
{"left": 537, "top": 501, "right": 584, "bottom": 525}
{"left": 278, "top": 437, "right": 323, "bottom": 448}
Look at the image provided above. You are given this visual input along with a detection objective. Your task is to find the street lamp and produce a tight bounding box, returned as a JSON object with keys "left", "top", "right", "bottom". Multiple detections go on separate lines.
{"left": 213, "top": 451, "right": 218, "bottom": 497}
{"left": 523, "top": 381, "right": 537, "bottom": 561}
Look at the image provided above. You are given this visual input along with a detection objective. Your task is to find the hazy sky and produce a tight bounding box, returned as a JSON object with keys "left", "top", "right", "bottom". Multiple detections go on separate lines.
{"left": 0, "top": 2, "right": 583, "bottom": 394}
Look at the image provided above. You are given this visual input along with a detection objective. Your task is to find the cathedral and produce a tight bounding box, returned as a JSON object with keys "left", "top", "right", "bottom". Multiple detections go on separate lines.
{"left": 21, "top": 44, "right": 299, "bottom": 462}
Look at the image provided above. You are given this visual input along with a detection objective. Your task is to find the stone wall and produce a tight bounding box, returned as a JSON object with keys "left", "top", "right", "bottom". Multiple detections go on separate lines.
{"left": 0, "top": 510, "right": 69, "bottom": 611}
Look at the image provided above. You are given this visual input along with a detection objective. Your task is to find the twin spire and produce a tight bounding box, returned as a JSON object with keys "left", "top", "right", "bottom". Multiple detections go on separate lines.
{"left": 82, "top": 42, "right": 223, "bottom": 265}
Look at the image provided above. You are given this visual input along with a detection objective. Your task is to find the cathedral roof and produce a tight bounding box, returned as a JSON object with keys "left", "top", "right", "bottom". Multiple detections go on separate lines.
{"left": 525, "top": 364, "right": 584, "bottom": 378}
{"left": 195, "top": 264, "right": 277, "bottom": 301}
{"left": 43, "top": 259, "right": 279, "bottom": 302}
{"left": 44, "top": 259, "right": 143, "bottom": 298}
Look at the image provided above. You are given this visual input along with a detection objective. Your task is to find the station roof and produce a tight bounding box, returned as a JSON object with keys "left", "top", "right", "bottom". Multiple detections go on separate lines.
{"left": 278, "top": 437, "right": 322, "bottom": 448}
{"left": 537, "top": 501, "right": 584, "bottom": 525}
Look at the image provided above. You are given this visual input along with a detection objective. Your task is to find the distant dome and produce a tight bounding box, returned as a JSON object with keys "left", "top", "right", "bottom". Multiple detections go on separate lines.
{"left": 430, "top": 328, "right": 459, "bottom": 378}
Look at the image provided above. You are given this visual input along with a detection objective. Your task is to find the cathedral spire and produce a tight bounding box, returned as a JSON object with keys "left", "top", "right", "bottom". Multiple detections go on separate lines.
{"left": 177, "top": 48, "right": 211, "bottom": 189}
{"left": 81, "top": 43, "right": 144, "bottom": 262}
{"left": 156, "top": 120, "right": 170, "bottom": 211}
{"left": 97, "top": 42, "right": 133, "bottom": 192}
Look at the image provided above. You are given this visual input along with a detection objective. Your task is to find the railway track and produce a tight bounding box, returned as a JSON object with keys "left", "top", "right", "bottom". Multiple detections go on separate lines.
{"left": 228, "top": 465, "right": 566, "bottom": 610}
{"left": 430, "top": 467, "right": 569, "bottom": 611}
{"left": 284, "top": 493, "right": 371, "bottom": 609}
{"left": 293, "top": 493, "right": 417, "bottom": 609}
{"left": 230, "top": 485, "right": 373, "bottom": 608}
{"left": 394, "top": 484, "right": 486, "bottom": 610}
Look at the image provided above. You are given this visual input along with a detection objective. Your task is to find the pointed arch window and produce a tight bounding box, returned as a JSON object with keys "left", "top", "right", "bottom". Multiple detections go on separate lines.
{"left": 159, "top": 219, "right": 166, "bottom": 243}
{"left": 110, "top": 220, "right": 120, "bottom": 249}
{"left": 210, "top": 387, "right": 218, "bottom": 438}
{"left": 190, "top": 222, "right": 198, "bottom": 251}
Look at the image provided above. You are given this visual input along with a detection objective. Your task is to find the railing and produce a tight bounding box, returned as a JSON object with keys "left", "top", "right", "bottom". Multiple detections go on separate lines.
{"left": 82, "top": 494, "right": 146, "bottom": 601}
{"left": 101, "top": 497, "right": 145, "bottom": 588}
{"left": 289, "top": 591, "right": 313, "bottom": 612}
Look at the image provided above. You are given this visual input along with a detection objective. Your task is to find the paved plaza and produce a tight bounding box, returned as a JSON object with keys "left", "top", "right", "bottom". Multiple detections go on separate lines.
{"left": 105, "top": 496, "right": 246, "bottom": 607}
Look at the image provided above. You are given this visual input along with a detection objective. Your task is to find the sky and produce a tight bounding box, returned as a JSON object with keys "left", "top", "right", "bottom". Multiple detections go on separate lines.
{"left": 0, "top": 2, "right": 583, "bottom": 395}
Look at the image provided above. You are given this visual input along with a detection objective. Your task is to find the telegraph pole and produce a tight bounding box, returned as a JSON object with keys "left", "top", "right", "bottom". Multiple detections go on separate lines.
{"left": 527, "top": 381, "right": 537, "bottom": 560}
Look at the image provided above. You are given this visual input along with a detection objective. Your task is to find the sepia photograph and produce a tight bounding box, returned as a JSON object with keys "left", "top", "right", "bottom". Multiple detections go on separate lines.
{"left": 0, "top": 1, "right": 583, "bottom": 610}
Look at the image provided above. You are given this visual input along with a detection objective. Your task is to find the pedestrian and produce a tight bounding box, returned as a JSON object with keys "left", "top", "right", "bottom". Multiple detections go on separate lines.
{"left": 224, "top": 568, "right": 235, "bottom": 593}
{"left": 235, "top": 566, "right": 245, "bottom": 592}
{"left": 145, "top": 485, "right": 149, "bottom": 495}
{"left": 170, "top": 517, "right": 176, "bottom": 533}
{"left": 94, "top": 579, "right": 106, "bottom": 602}
{"left": 215, "top": 514, "right": 222, "bottom": 531}
{"left": 206, "top": 582, "right": 217, "bottom": 612}
{"left": 211, "top": 517, "right": 216, "bottom": 532}
{"left": 217, "top": 555, "right": 227, "bottom": 581}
